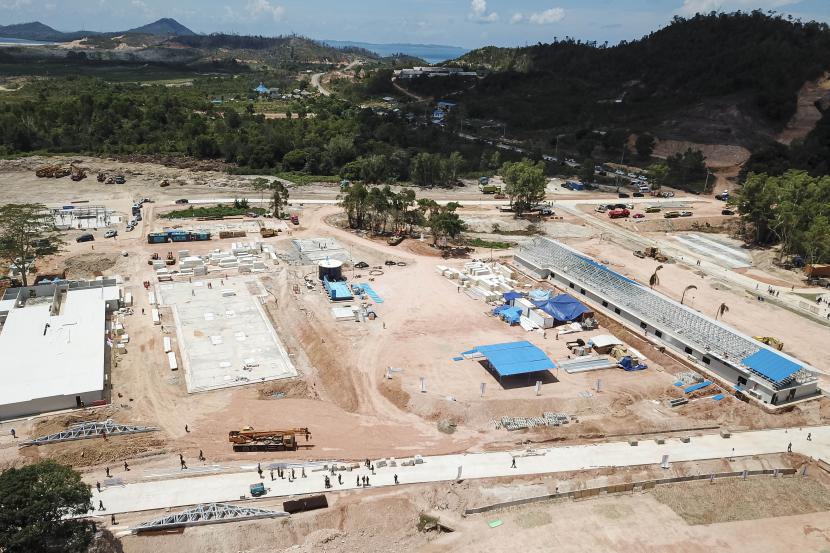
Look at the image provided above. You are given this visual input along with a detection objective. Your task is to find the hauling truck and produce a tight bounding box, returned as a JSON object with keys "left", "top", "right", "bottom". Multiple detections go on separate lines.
{"left": 228, "top": 426, "right": 310, "bottom": 452}
{"left": 805, "top": 264, "right": 830, "bottom": 278}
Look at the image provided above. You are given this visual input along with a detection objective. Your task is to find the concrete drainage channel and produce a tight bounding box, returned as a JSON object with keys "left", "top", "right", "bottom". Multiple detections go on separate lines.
{"left": 464, "top": 468, "right": 798, "bottom": 514}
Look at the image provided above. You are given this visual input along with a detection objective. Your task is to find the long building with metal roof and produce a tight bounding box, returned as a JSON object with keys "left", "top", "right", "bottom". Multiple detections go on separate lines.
{"left": 514, "top": 237, "right": 820, "bottom": 405}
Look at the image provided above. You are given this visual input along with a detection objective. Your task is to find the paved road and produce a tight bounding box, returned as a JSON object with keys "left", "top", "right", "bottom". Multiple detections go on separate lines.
{"left": 90, "top": 425, "right": 828, "bottom": 516}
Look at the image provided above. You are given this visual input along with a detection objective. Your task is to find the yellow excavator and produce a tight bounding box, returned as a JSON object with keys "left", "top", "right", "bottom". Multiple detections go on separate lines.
{"left": 754, "top": 336, "right": 784, "bottom": 351}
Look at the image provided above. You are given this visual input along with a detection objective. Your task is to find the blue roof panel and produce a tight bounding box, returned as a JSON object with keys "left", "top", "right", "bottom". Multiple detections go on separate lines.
{"left": 465, "top": 341, "right": 556, "bottom": 377}
{"left": 741, "top": 349, "right": 801, "bottom": 384}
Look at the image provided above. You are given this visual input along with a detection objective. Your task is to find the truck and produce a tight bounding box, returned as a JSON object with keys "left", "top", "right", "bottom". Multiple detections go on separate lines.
{"left": 479, "top": 184, "right": 501, "bottom": 194}
{"left": 228, "top": 426, "right": 310, "bottom": 452}
{"left": 805, "top": 264, "right": 830, "bottom": 278}
{"left": 715, "top": 190, "right": 730, "bottom": 201}
{"left": 608, "top": 208, "right": 630, "bottom": 219}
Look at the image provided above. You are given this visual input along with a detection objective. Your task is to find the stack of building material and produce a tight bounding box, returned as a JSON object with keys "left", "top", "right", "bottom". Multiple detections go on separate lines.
{"left": 528, "top": 308, "right": 554, "bottom": 328}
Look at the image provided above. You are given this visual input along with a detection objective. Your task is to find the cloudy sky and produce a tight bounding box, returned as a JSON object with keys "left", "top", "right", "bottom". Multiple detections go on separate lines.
{"left": 2, "top": 0, "right": 829, "bottom": 48}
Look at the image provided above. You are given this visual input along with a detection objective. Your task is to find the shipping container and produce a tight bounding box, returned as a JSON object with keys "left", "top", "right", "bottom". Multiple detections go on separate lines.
{"left": 528, "top": 307, "right": 555, "bottom": 328}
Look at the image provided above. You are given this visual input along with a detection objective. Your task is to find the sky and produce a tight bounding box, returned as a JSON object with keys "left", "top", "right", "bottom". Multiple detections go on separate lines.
{"left": 2, "top": 0, "right": 830, "bottom": 48}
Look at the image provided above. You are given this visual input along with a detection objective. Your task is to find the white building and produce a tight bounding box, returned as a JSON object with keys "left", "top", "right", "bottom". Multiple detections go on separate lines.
{"left": 0, "top": 280, "right": 120, "bottom": 420}
{"left": 515, "top": 238, "right": 820, "bottom": 406}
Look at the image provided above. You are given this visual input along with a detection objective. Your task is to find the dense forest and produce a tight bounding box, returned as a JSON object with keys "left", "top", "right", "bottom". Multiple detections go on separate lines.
{"left": 0, "top": 77, "right": 511, "bottom": 181}
{"left": 420, "top": 12, "right": 830, "bottom": 138}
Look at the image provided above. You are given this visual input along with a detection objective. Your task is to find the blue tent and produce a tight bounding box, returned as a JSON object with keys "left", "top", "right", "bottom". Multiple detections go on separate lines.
{"left": 531, "top": 293, "right": 591, "bottom": 322}
{"left": 254, "top": 82, "right": 269, "bottom": 94}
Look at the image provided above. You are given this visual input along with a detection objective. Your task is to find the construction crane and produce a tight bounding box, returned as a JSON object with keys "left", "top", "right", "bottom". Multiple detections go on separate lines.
{"left": 228, "top": 426, "right": 311, "bottom": 452}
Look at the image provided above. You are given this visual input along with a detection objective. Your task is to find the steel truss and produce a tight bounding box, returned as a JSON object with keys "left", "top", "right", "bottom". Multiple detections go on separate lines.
{"left": 133, "top": 502, "right": 287, "bottom": 532}
{"left": 22, "top": 419, "right": 158, "bottom": 446}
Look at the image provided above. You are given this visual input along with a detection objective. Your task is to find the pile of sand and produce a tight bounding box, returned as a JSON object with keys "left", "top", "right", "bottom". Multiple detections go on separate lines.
{"left": 64, "top": 253, "right": 118, "bottom": 278}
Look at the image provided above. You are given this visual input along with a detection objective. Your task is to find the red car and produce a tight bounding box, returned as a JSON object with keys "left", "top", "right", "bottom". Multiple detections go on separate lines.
{"left": 633, "top": 213, "right": 645, "bottom": 219}
{"left": 608, "top": 208, "right": 630, "bottom": 219}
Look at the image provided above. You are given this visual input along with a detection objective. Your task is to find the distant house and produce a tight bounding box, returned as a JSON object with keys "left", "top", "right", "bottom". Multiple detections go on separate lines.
{"left": 210, "top": 98, "right": 223, "bottom": 105}
{"left": 437, "top": 100, "right": 457, "bottom": 111}
{"left": 254, "top": 82, "right": 269, "bottom": 94}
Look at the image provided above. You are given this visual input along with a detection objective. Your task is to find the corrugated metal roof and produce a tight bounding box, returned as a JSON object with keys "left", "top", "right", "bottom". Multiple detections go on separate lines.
{"left": 741, "top": 349, "right": 801, "bottom": 384}
{"left": 467, "top": 341, "right": 556, "bottom": 377}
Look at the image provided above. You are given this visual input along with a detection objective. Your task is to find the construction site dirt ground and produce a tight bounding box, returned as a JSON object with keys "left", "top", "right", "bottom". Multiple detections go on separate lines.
{"left": 109, "top": 455, "right": 830, "bottom": 553}
{"left": 1, "top": 157, "right": 829, "bottom": 552}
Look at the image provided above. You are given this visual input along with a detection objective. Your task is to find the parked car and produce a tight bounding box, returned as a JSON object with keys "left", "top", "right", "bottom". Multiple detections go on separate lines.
{"left": 175, "top": 199, "right": 189, "bottom": 204}
{"left": 354, "top": 261, "right": 369, "bottom": 269}
{"left": 633, "top": 213, "right": 645, "bottom": 219}
{"left": 114, "top": 175, "right": 126, "bottom": 184}
{"left": 633, "top": 192, "right": 644, "bottom": 197}
{"left": 618, "top": 192, "right": 630, "bottom": 198}
{"left": 721, "top": 209, "right": 735, "bottom": 215}
{"left": 645, "top": 206, "right": 661, "bottom": 213}
{"left": 126, "top": 224, "right": 135, "bottom": 232}
{"left": 595, "top": 205, "right": 607, "bottom": 213}
{"left": 76, "top": 233, "right": 94, "bottom": 243}
{"left": 664, "top": 211, "right": 680, "bottom": 219}
{"left": 608, "top": 208, "right": 630, "bottom": 219}
{"left": 104, "top": 230, "right": 117, "bottom": 238}
{"left": 679, "top": 211, "right": 693, "bottom": 217}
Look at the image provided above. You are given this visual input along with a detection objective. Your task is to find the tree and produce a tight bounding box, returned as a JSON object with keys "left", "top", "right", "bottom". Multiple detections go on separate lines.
{"left": 282, "top": 149, "right": 308, "bottom": 171}
{"left": 635, "top": 133, "right": 656, "bottom": 160}
{"left": 501, "top": 159, "right": 547, "bottom": 216}
{"left": 715, "top": 302, "right": 729, "bottom": 320}
{"left": 666, "top": 148, "right": 707, "bottom": 189}
{"left": 428, "top": 202, "right": 466, "bottom": 246}
{"left": 0, "top": 461, "right": 93, "bottom": 553}
{"left": 649, "top": 264, "right": 663, "bottom": 289}
{"left": 647, "top": 162, "right": 669, "bottom": 190}
{"left": 253, "top": 179, "right": 289, "bottom": 218}
{"left": 0, "top": 203, "right": 65, "bottom": 287}
{"left": 445, "top": 152, "right": 465, "bottom": 183}
{"left": 579, "top": 158, "right": 595, "bottom": 185}
{"left": 411, "top": 153, "right": 448, "bottom": 187}
{"left": 338, "top": 182, "right": 370, "bottom": 228}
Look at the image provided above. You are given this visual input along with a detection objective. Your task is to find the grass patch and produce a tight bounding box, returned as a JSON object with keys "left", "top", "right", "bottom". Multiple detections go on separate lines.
{"left": 276, "top": 172, "right": 340, "bottom": 186}
{"left": 161, "top": 204, "right": 267, "bottom": 219}
{"left": 465, "top": 237, "right": 512, "bottom": 249}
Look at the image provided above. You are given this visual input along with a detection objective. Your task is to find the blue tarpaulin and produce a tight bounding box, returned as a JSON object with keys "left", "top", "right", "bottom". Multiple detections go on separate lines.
{"left": 684, "top": 380, "right": 712, "bottom": 394}
{"left": 531, "top": 293, "right": 591, "bottom": 322}
{"left": 503, "top": 291, "right": 523, "bottom": 302}
{"left": 741, "top": 349, "right": 801, "bottom": 384}
{"left": 500, "top": 307, "right": 522, "bottom": 325}
{"left": 463, "top": 341, "right": 557, "bottom": 377}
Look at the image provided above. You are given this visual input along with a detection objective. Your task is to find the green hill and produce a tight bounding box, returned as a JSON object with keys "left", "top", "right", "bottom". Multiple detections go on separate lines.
{"left": 429, "top": 12, "right": 830, "bottom": 147}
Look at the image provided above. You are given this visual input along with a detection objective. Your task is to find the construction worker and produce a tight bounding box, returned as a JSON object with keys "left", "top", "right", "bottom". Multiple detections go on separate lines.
{"left": 257, "top": 463, "right": 263, "bottom": 479}
{"left": 394, "top": 474, "right": 398, "bottom": 485}
{"left": 199, "top": 449, "right": 205, "bottom": 461}
{"left": 98, "top": 500, "right": 105, "bottom": 511}
{"left": 511, "top": 458, "right": 517, "bottom": 469}
{"left": 356, "top": 475, "right": 360, "bottom": 487}
{"left": 788, "top": 442, "right": 792, "bottom": 453}
{"left": 96, "top": 482, "right": 101, "bottom": 492}
{"left": 111, "top": 514, "right": 116, "bottom": 525}
{"left": 337, "top": 474, "right": 342, "bottom": 485}
{"left": 291, "top": 468, "right": 295, "bottom": 479}
{"left": 9, "top": 428, "right": 15, "bottom": 439}
{"left": 180, "top": 458, "right": 187, "bottom": 470}
{"left": 807, "top": 432, "right": 812, "bottom": 441}
{"left": 105, "top": 467, "right": 111, "bottom": 478}
{"left": 302, "top": 467, "right": 307, "bottom": 478}
{"left": 123, "top": 461, "right": 129, "bottom": 471}
{"left": 185, "top": 425, "right": 189, "bottom": 433}
{"left": 270, "top": 469, "right": 275, "bottom": 481}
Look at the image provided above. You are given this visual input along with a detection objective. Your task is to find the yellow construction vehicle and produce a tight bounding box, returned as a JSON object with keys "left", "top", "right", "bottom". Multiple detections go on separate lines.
{"left": 228, "top": 426, "right": 311, "bottom": 452}
{"left": 754, "top": 336, "right": 784, "bottom": 350}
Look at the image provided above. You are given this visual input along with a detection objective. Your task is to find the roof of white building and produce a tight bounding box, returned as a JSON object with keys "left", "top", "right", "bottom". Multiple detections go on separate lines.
{"left": 0, "top": 287, "right": 113, "bottom": 407}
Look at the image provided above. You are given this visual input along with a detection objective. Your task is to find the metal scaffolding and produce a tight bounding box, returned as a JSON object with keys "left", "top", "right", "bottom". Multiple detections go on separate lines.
{"left": 133, "top": 502, "right": 288, "bottom": 532}
{"left": 516, "top": 237, "right": 817, "bottom": 388}
{"left": 21, "top": 419, "right": 158, "bottom": 446}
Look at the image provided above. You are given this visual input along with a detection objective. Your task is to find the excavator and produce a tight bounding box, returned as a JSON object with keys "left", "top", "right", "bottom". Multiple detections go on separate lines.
{"left": 228, "top": 426, "right": 311, "bottom": 452}
{"left": 754, "top": 336, "right": 784, "bottom": 351}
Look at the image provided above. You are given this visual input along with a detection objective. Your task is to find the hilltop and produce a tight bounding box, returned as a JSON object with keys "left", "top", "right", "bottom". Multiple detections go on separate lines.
{"left": 0, "top": 18, "right": 194, "bottom": 41}
{"left": 422, "top": 12, "right": 830, "bottom": 151}
{"left": 125, "top": 18, "right": 195, "bottom": 36}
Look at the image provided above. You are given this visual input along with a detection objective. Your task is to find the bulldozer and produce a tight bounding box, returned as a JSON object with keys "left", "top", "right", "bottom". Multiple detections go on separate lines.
{"left": 228, "top": 426, "right": 310, "bottom": 452}
{"left": 754, "top": 336, "right": 784, "bottom": 351}
{"left": 97, "top": 172, "right": 107, "bottom": 182}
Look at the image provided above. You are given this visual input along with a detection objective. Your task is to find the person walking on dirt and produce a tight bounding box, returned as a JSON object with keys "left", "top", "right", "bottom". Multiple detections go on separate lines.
{"left": 123, "top": 461, "right": 129, "bottom": 471}
{"left": 807, "top": 432, "right": 812, "bottom": 441}
{"left": 357, "top": 475, "right": 360, "bottom": 487}
{"left": 185, "top": 425, "right": 189, "bottom": 433}
{"left": 270, "top": 469, "right": 274, "bottom": 481}
{"left": 394, "top": 474, "right": 398, "bottom": 485}
{"left": 257, "top": 463, "right": 263, "bottom": 479}
{"left": 180, "top": 458, "right": 187, "bottom": 470}
{"left": 302, "top": 467, "right": 306, "bottom": 478}
{"left": 338, "top": 474, "right": 342, "bottom": 485}
{"left": 105, "top": 467, "right": 111, "bottom": 478}
{"left": 9, "top": 428, "right": 15, "bottom": 439}
{"left": 199, "top": 449, "right": 204, "bottom": 461}
{"left": 98, "top": 500, "right": 105, "bottom": 511}
{"left": 111, "top": 514, "right": 116, "bottom": 525}
{"left": 788, "top": 442, "right": 792, "bottom": 453}
{"left": 96, "top": 482, "right": 101, "bottom": 492}
{"left": 291, "top": 468, "right": 296, "bottom": 479}
{"left": 511, "top": 458, "right": 517, "bottom": 469}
